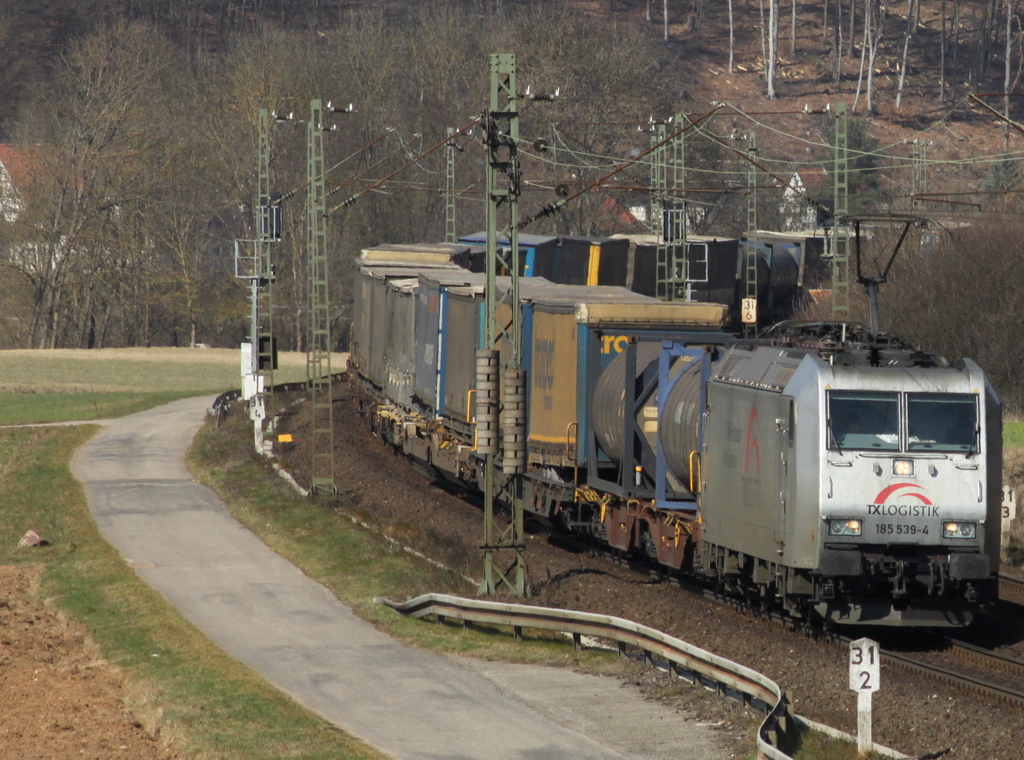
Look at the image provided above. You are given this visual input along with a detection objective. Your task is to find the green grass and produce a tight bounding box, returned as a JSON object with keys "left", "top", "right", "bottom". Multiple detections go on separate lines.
{"left": 0, "top": 390, "right": 209, "bottom": 424}
{"left": 188, "top": 408, "right": 616, "bottom": 666}
{"left": 0, "top": 423, "right": 384, "bottom": 760}
{"left": 789, "top": 729, "right": 888, "bottom": 760}
{"left": 0, "top": 346, "right": 367, "bottom": 759}
{"left": 0, "top": 347, "right": 338, "bottom": 424}
{"left": 0, "top": 354, "right": 233, "bottom": 391}
{"left": 1005, "top": 420, "right": 1024, "bottom": 450}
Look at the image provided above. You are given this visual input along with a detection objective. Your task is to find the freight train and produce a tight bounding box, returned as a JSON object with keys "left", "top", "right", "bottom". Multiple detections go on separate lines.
{"left": 349, "top": 244, "right": 1002, "bottom": 628}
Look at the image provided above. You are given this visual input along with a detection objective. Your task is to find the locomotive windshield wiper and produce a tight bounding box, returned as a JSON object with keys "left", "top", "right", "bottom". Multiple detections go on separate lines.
{"left": 828, "top": 420, "right": 843, "bottom": 453}
{"left": 967, "top": 425, "right": 980, "bottom": 459}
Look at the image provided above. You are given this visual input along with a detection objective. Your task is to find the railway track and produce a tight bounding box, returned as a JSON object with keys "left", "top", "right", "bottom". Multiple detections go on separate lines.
{"left": 702, "top": 571, "right": 1024, "bottom": 710}
{"left": 884, "top": 639, "right": 1024, "bottom": 709}
{"left": 554, "top": 531, "right": 1024, "bottom": 709}
{"left": 999, "top": 572, "right": 1024, "bottom": 605}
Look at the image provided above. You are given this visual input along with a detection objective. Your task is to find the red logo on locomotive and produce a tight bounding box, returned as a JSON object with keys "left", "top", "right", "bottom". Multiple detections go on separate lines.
{"left": 872, "top": 483, "right": 933, "bottom": 505}
{"left": 744, "top": 406, "right": 760, "bottom": 475}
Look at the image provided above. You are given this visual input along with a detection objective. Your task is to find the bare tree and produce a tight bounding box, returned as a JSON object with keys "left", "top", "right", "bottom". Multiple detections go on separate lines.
{"left": 4, "top": 22, "right": 182, "bottom": 348}
{"left": 953, "top": 0, "right": 962, "bottom": 102}
{"left": 834, "top": 0, "right": 844, "bottom": 84}
{"left": 1005, "top": 0, "right": 1015, "bottom": 120}
{"left": 760, "top": 0, "right": 779, "bottom": 99}
{"left": 729, "top": 0, "right": 736, "bottom": 72}
{"left": 887, "top": 220, "right": 1024, "bottom": 409}
{"left": 849, "top": 0, "right": 858, "bottom": 57}
{"left": 896, "top": 0, "right": 917, "bottom": 112}
{"left": 853, "top": 0, "right": 889, "bottom": 116}
{"left": 767, "top": 0, "right": 779, "bottom": 99}
{"left": 791, "top": 0, "right": 797, "bottom": 55}
{"left": 941, "top": 0, "right": 948, "bottom": 101}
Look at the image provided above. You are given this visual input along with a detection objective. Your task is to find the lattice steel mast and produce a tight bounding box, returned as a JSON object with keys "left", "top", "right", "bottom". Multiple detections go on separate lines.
{"left": 445, "top": 126, "right": 457, "bottom": 243}
{"left": 831, "top": 102, "right": 851, "bottom": 321}
{"left": 911, "top": 138, "right": 927, "bottom": 209}
{"left": 477, "top": 53, "right": 526, "bottom": 596}
{"left": 256, "top": 108, "right": 278, "bottom": 402}
{"left": 743, "top": 131, "right": 758, "bottom": 337}
{"left": 307, "top": 98, "right": 335, "bottom": 495}
{"left": 236, "top": 107, "right": 279, "bottom": 451}
{"left": 651, "top": 117, "right": 687, "bottom": 301}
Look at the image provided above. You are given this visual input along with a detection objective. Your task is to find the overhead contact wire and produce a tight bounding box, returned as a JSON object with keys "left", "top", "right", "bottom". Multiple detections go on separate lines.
{"left": 328, "top": 118, "right": 480, "bottom": 215}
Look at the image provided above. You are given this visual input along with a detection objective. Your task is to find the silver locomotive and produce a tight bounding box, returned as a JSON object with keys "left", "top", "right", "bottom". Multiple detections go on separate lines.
{"left": 692, "top": 329, "right": 1001, "bottom": 626}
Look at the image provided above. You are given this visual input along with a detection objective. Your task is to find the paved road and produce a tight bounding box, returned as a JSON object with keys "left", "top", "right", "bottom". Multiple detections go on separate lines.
{"left": 70, "top": 396, "right": 732, "bottom": 760}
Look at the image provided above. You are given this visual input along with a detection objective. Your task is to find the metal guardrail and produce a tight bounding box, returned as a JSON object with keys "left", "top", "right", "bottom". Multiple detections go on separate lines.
{"left": 381, "top": 593, "right": 795, "bottom": 760}
{"left": 208, "top": 373, "right": 348, "bottom": 426}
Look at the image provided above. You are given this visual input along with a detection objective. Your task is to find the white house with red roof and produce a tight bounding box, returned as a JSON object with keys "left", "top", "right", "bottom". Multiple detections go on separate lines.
{"left": 0, "top": 144, "right": 30, "bottom": 223}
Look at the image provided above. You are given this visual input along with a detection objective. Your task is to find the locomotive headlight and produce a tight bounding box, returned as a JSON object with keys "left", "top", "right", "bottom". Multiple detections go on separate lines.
{"left": 942, "top": 521, "right": 978, "bottom": 539}
{"left": 893, "top": 459, "right": 914, "bottom": 477}
{"left": 828, "top": 518, "right": 863, "bottom": 536}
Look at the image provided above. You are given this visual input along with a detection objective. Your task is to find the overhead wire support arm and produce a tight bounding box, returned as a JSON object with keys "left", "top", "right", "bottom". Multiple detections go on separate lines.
{"left": 517, "top": 105, "right": 723, "bottom": 230}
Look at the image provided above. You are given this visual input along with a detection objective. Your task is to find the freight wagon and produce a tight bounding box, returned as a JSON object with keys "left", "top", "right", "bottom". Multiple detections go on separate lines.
{"left": 456, "top": 232, "right": 560, "bottom": 279}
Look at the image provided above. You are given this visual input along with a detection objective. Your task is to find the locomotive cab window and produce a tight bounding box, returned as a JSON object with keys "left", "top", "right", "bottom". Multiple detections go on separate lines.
{"left": 828, "top": 392, "right": 899, "bottom": 451}
{"left": 908, "top": 393, "right": 978, "bottom": 453}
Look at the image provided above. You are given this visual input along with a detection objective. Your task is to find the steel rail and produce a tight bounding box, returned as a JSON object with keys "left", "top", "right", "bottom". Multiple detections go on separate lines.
{"left": 944, "top": 638, "right": 1024, "bottom": 682}
{"left": 879, "top": 647, "right": 1024, "bottom": 708}
{"left": 381, "top": 593, "right": 794, "bottom": 760}
{"left": 700, "top": 574, "right": 1024, "bottom": 714}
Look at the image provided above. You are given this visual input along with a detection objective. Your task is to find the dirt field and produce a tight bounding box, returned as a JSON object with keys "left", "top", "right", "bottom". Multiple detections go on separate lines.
{"left": 0, "top": 564, "right": 177, "bottom": 760}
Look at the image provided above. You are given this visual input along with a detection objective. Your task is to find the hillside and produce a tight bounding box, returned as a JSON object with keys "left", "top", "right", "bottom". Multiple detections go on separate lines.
{"left": 571, "top": 0, "right": 1017, "bottom": 214}
{"left": 1, "top": 0, "right": 1021, "bottom": 358}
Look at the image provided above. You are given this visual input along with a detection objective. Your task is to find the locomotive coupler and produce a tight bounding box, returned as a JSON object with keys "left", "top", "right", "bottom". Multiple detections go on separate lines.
{"left": 893, "top": 561, "right": 909, "bottom": 600}
{"left": 927, "top": 558, "right": 949, "bottom": 598}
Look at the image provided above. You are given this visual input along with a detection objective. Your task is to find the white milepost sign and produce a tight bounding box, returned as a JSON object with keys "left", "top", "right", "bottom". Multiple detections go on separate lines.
{"left": 741, "top": 297, "right": 757, "bottom": 325}
{"left": 1002, "top": 486, "right": 1017, "bottom": 545}
{"left": 849, "top": 637, "right": 880, "bottom": 756}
